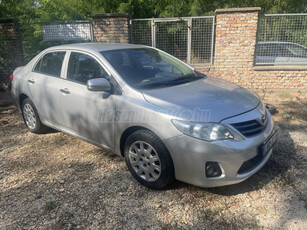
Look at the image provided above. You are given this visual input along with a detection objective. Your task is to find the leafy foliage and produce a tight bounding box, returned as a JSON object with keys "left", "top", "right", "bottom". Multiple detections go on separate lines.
{"left": 1, "top": 0, "right": 306, "bottom": 21}
{"left": 258, "top": 15, "right": 307, "bottom": 47}
{"left": 0, "top": 34, "right": 8, "bottom": 58}
{"left": 0, "top": 0, "right": 306, "bottom": 61}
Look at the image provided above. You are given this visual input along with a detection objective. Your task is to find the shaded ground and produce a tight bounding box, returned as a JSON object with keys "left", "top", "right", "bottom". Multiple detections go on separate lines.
{"left": 0, "top": 90, "right": 306, "bottom": 229}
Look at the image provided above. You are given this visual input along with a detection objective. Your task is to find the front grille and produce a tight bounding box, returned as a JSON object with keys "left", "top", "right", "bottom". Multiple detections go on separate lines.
{"left": 231, "top": 118, "right": 267, "bottom": 137}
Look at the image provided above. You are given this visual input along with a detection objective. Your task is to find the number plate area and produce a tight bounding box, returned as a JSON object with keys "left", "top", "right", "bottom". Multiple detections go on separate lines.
{"left": 259, "top": 131, "right": 278, "bottom": 156}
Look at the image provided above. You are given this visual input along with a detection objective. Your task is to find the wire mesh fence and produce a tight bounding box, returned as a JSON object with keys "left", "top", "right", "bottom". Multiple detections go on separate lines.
{"left": 130, "top": 20, "right": 152, "bottom": 47}
{"left": 156, "top": 20, "right": 188, "bottom": 62}
{"left": 130, "top": 17, "right": 215, "bottom": 65}
{"left": 20, "top": 21, "right": 93, "bottom": 63}
{"left": 191, "top": 18, "right": 215, "bottom": 64}
{"left": 255, "top": 14, "right": 307, "bottom": 66}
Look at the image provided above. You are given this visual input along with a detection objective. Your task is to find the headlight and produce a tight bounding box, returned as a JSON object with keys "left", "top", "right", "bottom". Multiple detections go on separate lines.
{"left": 171, "top": 119, "right": 234, "bottom": 141}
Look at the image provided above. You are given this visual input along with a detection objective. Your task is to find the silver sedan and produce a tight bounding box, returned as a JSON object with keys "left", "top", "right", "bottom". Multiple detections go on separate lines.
{"left": 11, "top": 43, "right": 277, "bottom": 189}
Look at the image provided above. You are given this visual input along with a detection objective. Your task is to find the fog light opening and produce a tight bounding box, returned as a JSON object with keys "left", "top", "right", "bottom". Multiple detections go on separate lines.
{"left": 206, "top": 162, "right": 222, "bottom": 178}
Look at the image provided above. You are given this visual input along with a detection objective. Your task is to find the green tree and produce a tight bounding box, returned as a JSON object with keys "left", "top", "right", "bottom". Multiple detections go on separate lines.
{"left": 1, "top": 0, "right": 306, "bottom": 21}
{"left": 1, "top": 0, "right": 306, "bottom": 61}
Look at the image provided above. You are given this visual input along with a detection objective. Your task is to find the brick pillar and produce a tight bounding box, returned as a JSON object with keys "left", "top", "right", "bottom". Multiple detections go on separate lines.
{"left": 91, "top": 13, "right": 130, "bottom": 43}
{"left": 213, "top": 7, "right": 260, "bottom": 86}
{"left": 0, "top": 18, "right": 23, "bottom": 90}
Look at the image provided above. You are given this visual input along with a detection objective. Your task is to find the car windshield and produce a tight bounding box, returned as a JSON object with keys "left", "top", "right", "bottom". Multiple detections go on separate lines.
{"left": 100, "top": 48, "right": 203, "bottom": 89}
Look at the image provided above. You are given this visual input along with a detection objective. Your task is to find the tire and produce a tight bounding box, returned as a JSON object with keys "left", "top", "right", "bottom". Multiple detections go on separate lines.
{"left": 22, "top": 98, "right": 49, "bottom": 134}
{"left": 124, "top": 130, "right": 175, "bottom": 189}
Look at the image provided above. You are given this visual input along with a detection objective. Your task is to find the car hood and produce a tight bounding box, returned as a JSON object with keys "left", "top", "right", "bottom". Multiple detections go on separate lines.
{"left": 142, "top": 76, "right": 260, "bottom": 122}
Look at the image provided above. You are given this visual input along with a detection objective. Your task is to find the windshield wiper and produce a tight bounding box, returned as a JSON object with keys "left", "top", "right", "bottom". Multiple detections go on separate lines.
{"left": 138, "top": 82, "right": 171, "bottom": 89}
{"left": 165, "top": 75, "right": 203, "bottom": 85}
{"left": 138, "top": 74, "right": 203, "bottom": 89}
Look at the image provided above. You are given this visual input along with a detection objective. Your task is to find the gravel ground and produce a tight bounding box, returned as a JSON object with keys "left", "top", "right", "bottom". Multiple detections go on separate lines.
{"left": 0, "top": 90, "right": 306, "bottom": 230}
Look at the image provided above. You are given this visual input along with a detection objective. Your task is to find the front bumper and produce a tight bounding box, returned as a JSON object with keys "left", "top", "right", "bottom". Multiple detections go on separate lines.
{"left": 163, "top": 110, "right": 276, "bottom": 188}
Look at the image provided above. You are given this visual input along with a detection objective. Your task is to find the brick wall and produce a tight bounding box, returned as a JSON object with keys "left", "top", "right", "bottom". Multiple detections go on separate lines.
{"left": 196, "top": 7, "right": 307, "bottom": 90}
{"left": 0, "top": 18, "right": 23, "bottom": 90}
{"left": 91, "top": 13, "right": 130, "bottom": 43}
{"left": 0, "top": 10, "right": 306, "bottom": 91}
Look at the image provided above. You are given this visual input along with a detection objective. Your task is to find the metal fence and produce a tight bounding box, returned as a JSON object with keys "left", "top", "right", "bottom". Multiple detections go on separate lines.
{"left": 255, "top": 14, "right": 307, "bottom": 66}
{"left": 20, "top": 20, "right": 93, "bottom": 63}
{"left": 130, "top": 16, "right": 215, "bottom": 65}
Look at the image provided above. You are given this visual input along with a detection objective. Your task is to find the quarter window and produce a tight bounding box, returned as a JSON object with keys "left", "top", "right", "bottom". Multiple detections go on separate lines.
{"left": 33, "top": 52, "right": 66, "bottom": 77}
{"left": 67, "top": 52, "right": 109, "bottom": 84}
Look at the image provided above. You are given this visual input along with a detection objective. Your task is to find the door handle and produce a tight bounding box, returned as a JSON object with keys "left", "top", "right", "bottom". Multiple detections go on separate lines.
{"left": 28, "top": 79, "right": 35, "bottom": 84}
{"left": 60, "top": 88, "right": 70, "bottom": 94}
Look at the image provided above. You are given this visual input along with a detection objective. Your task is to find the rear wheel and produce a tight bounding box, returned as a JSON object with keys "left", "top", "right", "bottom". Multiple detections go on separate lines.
{"left": 124, "top": 130, "right": 175, "bottom": 189}
{"left": 22, "top": 98, "right": 49, "bottom": 133}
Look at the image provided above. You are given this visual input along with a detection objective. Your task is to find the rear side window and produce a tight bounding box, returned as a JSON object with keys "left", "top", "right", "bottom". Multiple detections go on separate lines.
{"left": 257, "top": 44, "right": 280, "bottom": 56}
{"left": 67, "top": 52, "right": 109, "bottom": 84}
{"left": 33, "top": 51, "right": 66, "bottom": 77}
{"left": 33, "top": 59, "right": 42, "bottom": 72}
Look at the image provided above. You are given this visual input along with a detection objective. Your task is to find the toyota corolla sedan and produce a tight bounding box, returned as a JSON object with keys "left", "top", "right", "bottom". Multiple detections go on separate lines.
{"left": 256, "top": 41, "right": 307, "bottom": 65}
{"left": 11, "top": 43, "right": 277, "bottom": 189}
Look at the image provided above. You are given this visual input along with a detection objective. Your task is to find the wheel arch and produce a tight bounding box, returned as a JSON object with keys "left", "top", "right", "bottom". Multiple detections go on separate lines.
{"left": 119, "top": 126, "right": 152, "bottom": 157}
{"left": 19, "top": 93, "right": 29, "bottom": 109}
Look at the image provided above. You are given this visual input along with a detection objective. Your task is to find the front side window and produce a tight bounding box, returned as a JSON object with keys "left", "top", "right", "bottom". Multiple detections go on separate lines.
{"left": 257, "top": 44, "right": 280, "bottom": 57}
{"left": 33, "top": 51, "right": 66, "bottom": 77}
{"left": 101, "top": 48, "right": 203, "bottom": 89}
{"left": 67, "top": 52, "right": 109, "bottom": 84}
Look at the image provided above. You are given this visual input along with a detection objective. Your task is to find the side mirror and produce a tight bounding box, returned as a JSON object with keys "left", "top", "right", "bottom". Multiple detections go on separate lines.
{"left": 87, "top": 78, "right": 111, "bottom": 92}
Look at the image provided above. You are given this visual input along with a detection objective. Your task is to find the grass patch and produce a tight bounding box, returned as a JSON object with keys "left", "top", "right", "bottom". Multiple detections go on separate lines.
{"left": 299, "top": 197, "right": 307, "bottom": 210}
{"left": 44, "top": 201, "right": 56, "bottom": 212}
{"left": 281, "top": 173, "right": 295, "bottom": 187}
{"left": 204, "top": 206, "right": 224, "bottom": 218}
{"left": 278, "top": 91, "right": 293, "bottom": 99}
{"left": 159, "top": 221, "right": 172, "bottom": 229}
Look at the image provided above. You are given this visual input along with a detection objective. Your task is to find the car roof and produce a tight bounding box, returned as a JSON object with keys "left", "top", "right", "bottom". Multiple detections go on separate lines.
{"left": 45, "top": 42, "right": 149, "bottom": 53}
{"left": 258, "top": 41, "right": 302, "bottom": 46}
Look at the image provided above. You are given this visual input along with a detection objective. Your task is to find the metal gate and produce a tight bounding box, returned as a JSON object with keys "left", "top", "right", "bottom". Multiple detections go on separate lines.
{"left": 130, "top": 16, "right": 215, "bottom": 65}
{"left": 20, "top": 20, "right": 93, "bottom": 63}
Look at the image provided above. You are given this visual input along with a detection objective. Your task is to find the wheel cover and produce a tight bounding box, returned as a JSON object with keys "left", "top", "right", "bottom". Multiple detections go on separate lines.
{"left": 23, "top": 103, "right": 36, "bottom": 130}
{"left": 128, "top": 141, "right": 162, "bottom": 182}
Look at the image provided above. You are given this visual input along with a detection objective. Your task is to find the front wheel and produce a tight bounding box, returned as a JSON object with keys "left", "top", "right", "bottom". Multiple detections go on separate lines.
{"left": 22, "top": 98, "right": 49, "bottom": 134}
{"left": 124, "top": 130, "right": 175, "bottom": 189}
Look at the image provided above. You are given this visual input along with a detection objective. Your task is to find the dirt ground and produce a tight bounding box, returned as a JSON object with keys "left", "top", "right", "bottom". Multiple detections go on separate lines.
{"left": 0, "top": 89, "right": 306, "bottom": 230}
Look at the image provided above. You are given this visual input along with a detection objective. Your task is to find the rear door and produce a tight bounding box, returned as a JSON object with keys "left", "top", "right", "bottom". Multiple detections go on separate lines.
{"left": 27, "top": 51, "right": 67, "bottom": 126}
{"left": 59, "top": 51, "right": 115, "bottom": 149}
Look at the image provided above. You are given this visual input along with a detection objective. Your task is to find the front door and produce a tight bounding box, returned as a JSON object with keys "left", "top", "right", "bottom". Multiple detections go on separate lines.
{"left": 59, "top": 51, "right": 115, "bottom": 149}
